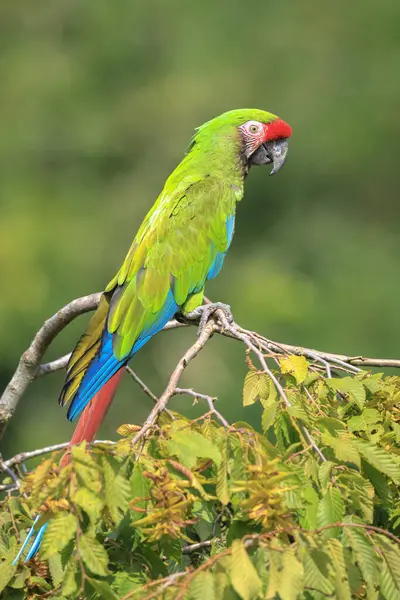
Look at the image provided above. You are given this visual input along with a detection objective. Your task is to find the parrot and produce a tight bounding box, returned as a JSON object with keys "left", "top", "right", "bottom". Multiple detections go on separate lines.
{"left": 13, "top": 108, "right": 292, "bottom": 562}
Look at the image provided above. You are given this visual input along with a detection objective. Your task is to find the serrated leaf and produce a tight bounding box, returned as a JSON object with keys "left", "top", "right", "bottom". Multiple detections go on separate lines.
{"left": 0, "top": 546, "right": 16, "bottom": 593}
{"left": 72, "top": 487, "right": 104, "bottom": 522}
{"left": 262, "top": 397, "right": 278, "bottom": 433}
{"left": 166, "top": 427, "right": 221, "bottom": 468}
{"left": 216, "top": 437, "right": 230, "bottom": 505}
{"left": 303, "top": 549, "right": 334, "bottom": 596}
{"left": 72, "top": 442, "right": 101, "bottom": 492}
{"left": 61, "top": 557, "right": 79, "bottom": 597}
{"left": 318, "top": 461, "right": 334, "bottom": 488}
{"left": 230, "top": 540, "right": 262, "bottom": 600}
{"left": 280, "top": 355, "right": 309, "bottom": 384}
{"left": 356, "top": 440, "right": 400, "bottom": 483}
{"left": 316, "top": 488, "right": 345, "bottom": 538}
{"left": 112, "top": 572, "right": 141, "bottom": 596}
{"left": 378, "top": 537, "right": 400, "bottom": 600}
{"left": 117, "top": 423, "right": 141, "bottom": 436}
{"left": 88, "top": 578, "right": 119, "bottom": 600}
{"left": 48, "top": 553, "right": 64, "bottom": 587}
{"left": 188, "top": 571, "right": 215, "bottom": 600}
{"left": 343, "top": 525, "right": 379, "bottom": 592}
{"left": 320, "top": 432, "right": 361, "bottom": 468}
{"left": 78, "top": 533, "right": 109, "bottom": 576}
{"left": 327, "top": 539, "right": 351, "bottom": 600}
{"left": 102, "top": 459, "right": 131, "bottom": 524}
{"left": 327, "top": 377, "right": 366, "bottom": 408}
{"left": 9, "top": 565, "right": 29, "bottom": 589}
{"left": 41, "top": 512, "right": 77, "bottom": 559}
{"left": 277, "top": 546, "right": 304, "bottom": 600}
{"left": 243, "top": 371, "right": 271, "bottom": 406}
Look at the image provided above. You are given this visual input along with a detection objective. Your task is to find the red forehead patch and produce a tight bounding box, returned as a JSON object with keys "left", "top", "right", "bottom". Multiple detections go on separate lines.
{"left": 263, "top": 118, "right": 292, "bottom": 142}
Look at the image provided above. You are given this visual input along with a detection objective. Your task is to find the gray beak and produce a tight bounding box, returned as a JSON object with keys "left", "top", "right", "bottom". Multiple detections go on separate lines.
{"left": 264, "top": 139, "right": 289, "bottom": 175}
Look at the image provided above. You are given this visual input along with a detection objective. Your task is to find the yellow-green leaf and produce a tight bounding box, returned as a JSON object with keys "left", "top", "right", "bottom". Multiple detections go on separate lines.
{"left": 41, "top": 512, "right": 77, "bottom": 559}
{"left": 78, "top": 533, "right": 109, "bottom": 576}
{"left": 188, "top": 571, "right": 215, "bottom": 600}
{"left": 280, "top": 355, "right": 309, "bottom": 384}
{"left": 230, "top": 540, "right": 262, "bottom": 600}
{"left": 316, "top": 487, "right": 345, "bottom": 538}
{"left": 216, "top": 437, "right": 230, "bottom": 505}
{"left": 327, "top": 539, "right": 351, "bottom": 600}
{"left": 243, "top": 371, "right": 271, "bottom": 406}
{"left": 166, "top": 428, "right": 221, "bottom": 468}
{"left": 328, "top": 377, "right": 366, "bottom": 408}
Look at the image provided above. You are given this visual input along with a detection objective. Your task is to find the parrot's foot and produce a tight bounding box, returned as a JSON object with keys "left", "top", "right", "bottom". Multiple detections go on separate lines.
{"left": 185, "top": 302, "right": 234, "bottom": 337}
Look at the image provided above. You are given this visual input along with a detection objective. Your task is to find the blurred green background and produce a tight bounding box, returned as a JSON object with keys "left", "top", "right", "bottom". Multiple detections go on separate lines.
{"left": 1, "top": 0, "right": 399, "bottom": 457}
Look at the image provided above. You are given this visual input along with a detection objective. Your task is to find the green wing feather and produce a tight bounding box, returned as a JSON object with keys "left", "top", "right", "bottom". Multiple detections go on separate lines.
{"left": 106, "top": 175, "right": 241, "bottom": 361}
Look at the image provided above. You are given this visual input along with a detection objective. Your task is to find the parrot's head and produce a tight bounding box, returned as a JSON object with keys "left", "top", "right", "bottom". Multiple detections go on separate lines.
{"left": 193, "top": 108, "right": 292, "bottom": 175}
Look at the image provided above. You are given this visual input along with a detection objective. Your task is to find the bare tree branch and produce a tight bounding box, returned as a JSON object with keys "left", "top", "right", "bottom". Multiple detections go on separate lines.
{"left": 0, "top": 293, "right": 102, "bottom": 440}
{"left": 2, "top": 291, "right": 400, "bottom": 446}
{"left": 2, "top": 440, "right": 115, "bottom": 470}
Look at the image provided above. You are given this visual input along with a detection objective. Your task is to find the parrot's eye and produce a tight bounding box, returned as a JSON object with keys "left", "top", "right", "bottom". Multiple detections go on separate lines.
{"left": 242, "top": 121, "right": 263, "bottom": 137}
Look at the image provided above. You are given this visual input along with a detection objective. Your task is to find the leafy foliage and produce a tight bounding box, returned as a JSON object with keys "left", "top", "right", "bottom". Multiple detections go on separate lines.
{"left": 1, "top": 360, "right": 400, "bottom": 599}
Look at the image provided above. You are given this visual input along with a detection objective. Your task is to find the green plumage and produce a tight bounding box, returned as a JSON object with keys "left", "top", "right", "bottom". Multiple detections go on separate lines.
{"left": 61, "top": 109, "right": 280, "bottom": 408}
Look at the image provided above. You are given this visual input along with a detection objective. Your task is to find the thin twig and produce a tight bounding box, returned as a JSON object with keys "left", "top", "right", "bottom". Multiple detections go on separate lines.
{"left": 2, "top": 440, "right": 115, "bottom": 470}
{"left": 125, "top": 367, "right": 159, "bottom": 404}
{"left": 129, "top": 320, "right": 217, "bottom": 448}
{"left": 182, "top": 540, "right": 212, "bottom": 554}
{"left": 174, "top": 388, "right": 229, "bottom": 427}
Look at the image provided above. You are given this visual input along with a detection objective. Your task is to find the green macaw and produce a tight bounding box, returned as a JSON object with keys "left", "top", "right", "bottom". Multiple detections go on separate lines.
{"left": 14, "top": 108, "right": 291, "bottom": 562}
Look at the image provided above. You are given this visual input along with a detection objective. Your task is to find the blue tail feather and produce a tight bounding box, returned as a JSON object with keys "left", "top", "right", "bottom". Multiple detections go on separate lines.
{"left": 12, "top": 516, "right": 48, "bottom": 564}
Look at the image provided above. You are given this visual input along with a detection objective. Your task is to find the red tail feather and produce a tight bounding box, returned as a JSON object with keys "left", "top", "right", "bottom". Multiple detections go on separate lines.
{"left": 60, "top": 368, "right": 124, "bottom": 467}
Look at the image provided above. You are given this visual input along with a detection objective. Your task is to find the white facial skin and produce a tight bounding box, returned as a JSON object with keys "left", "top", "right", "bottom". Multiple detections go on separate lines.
{"left": 239, "top": 120, "right": 265, "bottom": 158}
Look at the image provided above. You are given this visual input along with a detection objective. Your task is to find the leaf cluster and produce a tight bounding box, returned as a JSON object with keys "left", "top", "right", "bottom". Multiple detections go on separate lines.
{"left": 1, "top": 359, "right": 399, "bottom": 599}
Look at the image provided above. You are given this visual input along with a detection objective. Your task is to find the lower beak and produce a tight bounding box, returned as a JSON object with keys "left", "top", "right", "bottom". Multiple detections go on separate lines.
{"left": 264, "top": 139, "right": 289, "bottom": 175}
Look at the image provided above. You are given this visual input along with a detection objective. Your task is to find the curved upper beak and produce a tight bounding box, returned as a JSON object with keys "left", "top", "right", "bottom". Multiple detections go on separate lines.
{"left": 264, "top": 138, "right": 289, "bottom": 175}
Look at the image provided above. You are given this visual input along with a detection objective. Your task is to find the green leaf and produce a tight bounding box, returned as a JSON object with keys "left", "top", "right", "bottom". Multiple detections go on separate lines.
{"left": 276, "top": 547, "right": 304, "bottom": 600}
{"left": 378, "top": 537, "right": 400, "bottom": 600}
{"left": 216, "top": 436, "right": 230, "bottom": 505}
{"left": 280, "top": 355, "right": 309, "bottom": 384}
{"left": 61, "top": 558, "right": 79, "bottom": 598}
{"left": 230, "top": 540, "right": 262, "bottom": 600}
{"left": 130, "top": 464, "right": 151, "bottom": 522}
{"left": 356, "top": 440, "right": 400, "bottom": 483}
{"left": 72, "top": 487, "right": 105, "bottom": 522}
{"left": 262, "top": 396, "right": 278, "bottom": 433}
{"left": 48, "top": 553, "right": 64, "bottom": 587}
{"left": 327, "top": 377, "right": 366, "bottom": 408}
{"left": 103, "top": 458, "right": 131, "bottom": 524}
{"left": 41, "top": 512, "right": 77, "bottom": 559}
{"left": 9, "top": 566, "right": 29, "bottom": 589}
{"left": 320, "top": 432, "right": 361, "bottom": 468}
{"left": 88, "top": 578, "right": 119, "bottom": 600}
{"left": 0, "top": 546, "right": 16, "bottom": 593}
{"left": 303, "top": 549, "right": 334, "bottom": 596}
{"left": 343, "top": 525, "right": 379, "bottom": 592}
{"left": 166, "top": 427, "right": 222, "bottom": 468}
{"left": 316, "top": 487, "right": 345, "bottom": 538}
{"left": 112, "top": 572, "right": 141, "bottom": 596}
{"left": 188, "top": 571, "right": 215, "bottom": 600}
{"left": 243, "top": 371, "right": 271, "bottom": 406}
{"left": 318, "top": 461, "right": 334, "bottom": 488}
{"left": 78, "top": 533, "right": 109, "bottom": 576}
{"left": 327, "top": 539, "right": 351, "bottom": 600}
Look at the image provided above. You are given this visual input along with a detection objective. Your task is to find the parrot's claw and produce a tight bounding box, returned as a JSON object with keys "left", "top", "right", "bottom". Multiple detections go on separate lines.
{"left": 185, "top": 302, "right": 234, "bottom": 337}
